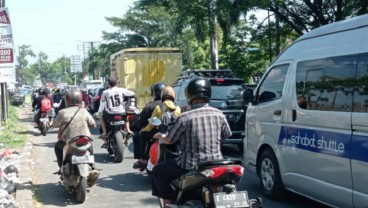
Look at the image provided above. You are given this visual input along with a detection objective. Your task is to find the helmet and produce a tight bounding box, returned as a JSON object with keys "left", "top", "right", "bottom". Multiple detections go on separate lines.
{"left": 151, "top": 82, "right": 165, "bottom": 99}
{"left": 65, "top": 89, "right": 82, "bottom": 107}
{"left": 185, "top": 77, "right": 211, "bottom": 105}
{"left": 43, "top": 88, "right": 50, "bottom": 95}
{"left": 161, "top": 86, "right": 175, "bottom": 101}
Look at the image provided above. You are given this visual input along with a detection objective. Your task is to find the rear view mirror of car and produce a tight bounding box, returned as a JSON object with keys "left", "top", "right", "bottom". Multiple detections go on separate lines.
{"left": 243, "top": 88, "right": 254, "bottom": 105}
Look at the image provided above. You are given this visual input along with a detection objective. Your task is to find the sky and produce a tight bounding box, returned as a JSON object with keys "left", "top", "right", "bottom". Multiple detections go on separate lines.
{"left": 7, "top": 0, "right": 136, "bottom": 62}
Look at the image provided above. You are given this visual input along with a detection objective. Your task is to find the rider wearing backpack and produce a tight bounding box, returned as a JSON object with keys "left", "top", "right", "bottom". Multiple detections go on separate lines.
{"left": 134, "top": 86, "right": 181, "bottom": 171}
{"left": 34, "top": 88, "right": 54, "bottom": 127}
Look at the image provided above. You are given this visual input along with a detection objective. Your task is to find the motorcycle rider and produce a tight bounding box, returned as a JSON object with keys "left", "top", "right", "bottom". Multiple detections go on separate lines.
{"left": 32, "top": 88, "right": 54, "bottom": 128}
{"left": 135, "top": 85, "right": 181, "bottom": 171}
{"left": 133, "top": 82, "right": 165, "bottom": 169}
{"left": 98, "top": 78, "right": 135, "bottom": 147}
{"left": 151, "top": 77, "right": 232, "bottom": 207}
{"left": 52, "top": 89, "right": 98, "bottom": 184}
{"left": 81, "top": 88, "right": 91, "bottom": 109}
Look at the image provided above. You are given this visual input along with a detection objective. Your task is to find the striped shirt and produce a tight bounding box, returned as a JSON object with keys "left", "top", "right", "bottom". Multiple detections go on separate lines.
{"left": 168, "top": 103, "right": 232, "bottom": 170}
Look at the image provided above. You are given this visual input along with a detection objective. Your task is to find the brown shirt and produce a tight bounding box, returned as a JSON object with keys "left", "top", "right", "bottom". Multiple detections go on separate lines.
{"left": 53, "top": 106, "right": 96, "bottom": 143}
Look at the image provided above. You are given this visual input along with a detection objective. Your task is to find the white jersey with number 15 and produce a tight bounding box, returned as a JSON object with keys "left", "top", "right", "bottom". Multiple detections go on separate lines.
{"left": 99, "top": 86, "right": 135, "bottom": 114}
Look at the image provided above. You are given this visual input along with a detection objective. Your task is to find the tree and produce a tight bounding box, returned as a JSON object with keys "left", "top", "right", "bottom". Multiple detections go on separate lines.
{"left": 138, "top": 0, "right": 251, "bottom": 69}
{"left": 17, "top": 44, "right": 35, "bottom": 70}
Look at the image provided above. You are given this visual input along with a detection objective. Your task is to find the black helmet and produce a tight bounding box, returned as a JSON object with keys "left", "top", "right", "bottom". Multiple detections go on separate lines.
{"left": 185, "top": 77, "right": 211, "bottom": 105}
{"left": 151, "top": 82, "right": 165, "bottom": 99}
{"left": 65, "top": 89, "right": 82, "bottom": 107}
{"left": 43, "top": 88, "right": 50, "bottom": 95}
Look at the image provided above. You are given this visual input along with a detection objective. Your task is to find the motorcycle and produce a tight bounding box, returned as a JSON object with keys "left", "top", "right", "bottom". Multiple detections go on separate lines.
{"left": 35, "top": 108, "right": 54, "bottom": 136}
{"left": 148, "top": 117, "right": 262, "bottom": 208}
{"left": 61, "top": 135, "right": 98, "bottom": 203}
{"left": 146, "top": 117, "right": 178, "bottom": 173}
{"left": 102, "top": 114, "right": 130, "bottom": 163}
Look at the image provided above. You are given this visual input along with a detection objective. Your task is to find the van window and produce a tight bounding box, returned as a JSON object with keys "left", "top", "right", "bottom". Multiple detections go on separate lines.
{"left": 354, "top": 53, "right": 368, "bottom": 112}
{"left": 295, "top": 55, "right": 358, "bottom": 111}
{"left": 257, "top": 64, "right": 289, "bottom": 103}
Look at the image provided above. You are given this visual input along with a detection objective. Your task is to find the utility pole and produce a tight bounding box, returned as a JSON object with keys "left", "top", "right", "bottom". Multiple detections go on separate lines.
{"left": 0, "top": 0, "right": 7, "bottom": 123}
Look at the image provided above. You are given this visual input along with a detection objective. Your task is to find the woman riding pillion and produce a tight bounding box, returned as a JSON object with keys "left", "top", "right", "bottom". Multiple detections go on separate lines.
{"left": 134, "top": 86, "right": 181, "bottom": 171}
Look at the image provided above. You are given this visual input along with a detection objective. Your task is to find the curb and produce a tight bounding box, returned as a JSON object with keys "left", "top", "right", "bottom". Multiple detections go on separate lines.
{"left": 16, "top": 140, "right": 34, "bottom": 208}
{"left": 14, "top": 104, "right": 34, "bottom": 208}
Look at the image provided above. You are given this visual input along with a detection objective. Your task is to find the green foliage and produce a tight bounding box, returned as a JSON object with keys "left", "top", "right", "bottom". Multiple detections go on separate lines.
{"left": 16, "top": 0, "right": 368, "bottom": 84}
{"left": 0, "top": 105, "right": 27, "bottom": 148}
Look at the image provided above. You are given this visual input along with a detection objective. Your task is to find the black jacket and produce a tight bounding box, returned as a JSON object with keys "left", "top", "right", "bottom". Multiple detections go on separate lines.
{"left": 137, "top": 98, "right": 162, "bottom": 130}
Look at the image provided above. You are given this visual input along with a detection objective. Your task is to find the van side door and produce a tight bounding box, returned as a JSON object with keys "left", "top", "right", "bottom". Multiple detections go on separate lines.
{"left": 245, "top": 64, "right": 290, "bottom": 170}
{"left": 281, "top": 55, "right": 356, "bottom": 207}
{"left": 351, "top": 53, "right": 368, "bottom": 207}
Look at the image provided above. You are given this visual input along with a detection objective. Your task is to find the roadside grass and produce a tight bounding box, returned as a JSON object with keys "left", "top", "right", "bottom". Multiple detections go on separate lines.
{"left": 0, "top": 104, "right": 27, "bottom": 149}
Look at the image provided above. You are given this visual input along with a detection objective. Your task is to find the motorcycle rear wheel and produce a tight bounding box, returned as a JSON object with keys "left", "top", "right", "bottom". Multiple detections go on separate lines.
{"left": 41, "top": 125, "right": 47, "bottom": 136}
{"left": 76, "top": 176, "right": 87, "bottom": 203}
{"left": 113, "top": 131, "right": 125, "bottom": 163}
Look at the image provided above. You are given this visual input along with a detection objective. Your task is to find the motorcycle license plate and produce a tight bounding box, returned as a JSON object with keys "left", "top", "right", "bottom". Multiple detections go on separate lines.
{"left": 110, "top": 121, "right": 125, "bottom": 125}
{"left": 71, "top": 155, "right": 95, "bottom": 164}
{"left": 213, "top": 191, "right": 249, "bottom": 208}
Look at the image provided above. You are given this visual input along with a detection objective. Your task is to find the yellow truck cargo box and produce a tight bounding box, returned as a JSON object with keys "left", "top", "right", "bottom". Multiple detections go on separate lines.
{"left": 110, "top": 47, "right": 182, "bottom": 109}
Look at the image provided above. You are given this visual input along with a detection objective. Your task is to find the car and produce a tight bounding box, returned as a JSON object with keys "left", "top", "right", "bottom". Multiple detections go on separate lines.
{"left": 172, "top": 69, "right": 247, "bottom": 152}
{"left": 90, "top": 87, "right": 105, "bottom": 113}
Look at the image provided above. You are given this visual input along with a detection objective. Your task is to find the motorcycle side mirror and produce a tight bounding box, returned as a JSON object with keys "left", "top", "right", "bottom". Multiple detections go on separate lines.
{"left": 148, "top": 117, "right": 162, "bottom": 126}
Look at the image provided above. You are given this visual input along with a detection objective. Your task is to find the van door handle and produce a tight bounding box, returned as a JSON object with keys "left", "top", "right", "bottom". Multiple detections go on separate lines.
{"left": 292, "top": 109, "right": 297, "bottom": 122}
{"left": 274, "top": 110, "right": 281, "bottom": 116}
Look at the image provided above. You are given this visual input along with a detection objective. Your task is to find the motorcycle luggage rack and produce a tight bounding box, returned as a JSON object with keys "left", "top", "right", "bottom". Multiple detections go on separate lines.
{"left": 195, "top": 159, "right": 242, "bottom": 170}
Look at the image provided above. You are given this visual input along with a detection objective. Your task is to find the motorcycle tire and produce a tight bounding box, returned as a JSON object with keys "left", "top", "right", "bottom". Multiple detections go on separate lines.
{"left": 42, "top": 125, "right": 47, "bottom": 136}
{"left": 113, "top": 131, "right": 125, "bottom": 163}
{"left": 181, "top": 200, "right": 204, "bottom": 208}
{"left": 76, "top": 176, "right": 87, "bottom": 203}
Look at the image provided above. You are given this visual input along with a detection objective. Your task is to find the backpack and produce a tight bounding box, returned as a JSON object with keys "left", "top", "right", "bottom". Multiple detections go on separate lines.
{"left": 40, "top": 97, "right": 52, "bottom": 112}
{"left": 159, "top": 102, "right": 177, "bottom": 126}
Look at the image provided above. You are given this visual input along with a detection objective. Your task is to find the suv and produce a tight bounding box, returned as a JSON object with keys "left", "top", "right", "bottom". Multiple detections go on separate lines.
{"left": 172, "top": 69, "right": 247, "bottom": 152}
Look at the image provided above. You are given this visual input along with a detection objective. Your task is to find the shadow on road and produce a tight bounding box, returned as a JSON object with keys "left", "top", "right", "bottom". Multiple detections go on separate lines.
{"left": 97, "top": 172, "right": 152, "bottom": 192}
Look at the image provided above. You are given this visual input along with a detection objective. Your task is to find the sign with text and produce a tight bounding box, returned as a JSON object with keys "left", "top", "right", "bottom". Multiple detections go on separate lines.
{"left": 0, "top": 8, "right": 15, "bottom": 83}
{"left": 70, "top": 55, "right": 82, "bottom": 73}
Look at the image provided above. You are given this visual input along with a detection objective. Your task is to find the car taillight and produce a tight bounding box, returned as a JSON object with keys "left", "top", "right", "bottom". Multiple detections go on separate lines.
{"left": 201, "top": 165, "right": 244, "bottom": 178}
{"left": 114, "top": 115, "right": 122, "bottom": 120}
{"left": 216, "top": 78, "right": 225, "bottom": 83}
{"left": 76, "top": 137, "right": 90, "bottom": 145}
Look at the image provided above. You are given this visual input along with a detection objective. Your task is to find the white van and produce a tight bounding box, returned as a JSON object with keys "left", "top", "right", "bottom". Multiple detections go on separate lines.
{"left": 243, "top": 14, "right": 368, "bottom": 207}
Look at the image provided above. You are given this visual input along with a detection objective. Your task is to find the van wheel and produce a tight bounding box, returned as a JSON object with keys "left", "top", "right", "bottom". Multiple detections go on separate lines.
{"left": 258, "top": 148, "right": 284, "bottom": 200}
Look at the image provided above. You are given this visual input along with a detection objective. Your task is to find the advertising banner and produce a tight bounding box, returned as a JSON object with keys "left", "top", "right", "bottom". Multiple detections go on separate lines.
{"left": 0, "top": 8, "right": 15, "bottom": 83}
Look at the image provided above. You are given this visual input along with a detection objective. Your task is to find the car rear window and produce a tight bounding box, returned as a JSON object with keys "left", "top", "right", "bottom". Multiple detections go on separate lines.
{"left": 210, "top": 79, "right": 245, "bottom": 100}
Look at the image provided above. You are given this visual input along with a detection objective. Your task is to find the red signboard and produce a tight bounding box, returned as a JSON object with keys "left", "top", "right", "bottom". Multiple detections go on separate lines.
{"left": 0, "top": 10, "right": 10, "bottom": 24}
{"left": 0, "top": 48, "right": 13, "bottom": 63}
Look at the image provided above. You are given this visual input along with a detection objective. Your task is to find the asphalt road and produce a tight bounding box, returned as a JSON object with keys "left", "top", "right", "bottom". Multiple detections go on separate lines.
{"left": 28, "top": 111, "right": 330, "bottom": 208}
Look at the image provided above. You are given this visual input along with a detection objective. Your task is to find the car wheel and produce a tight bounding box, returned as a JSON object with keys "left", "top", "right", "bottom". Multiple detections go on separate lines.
{"left": 258, "top": 148, "right": 284, "bottom": 200}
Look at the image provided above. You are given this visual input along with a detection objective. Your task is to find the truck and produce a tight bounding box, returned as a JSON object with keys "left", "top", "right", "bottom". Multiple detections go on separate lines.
{"left": 110, "top": 47, "right": 182, "bottom": 109}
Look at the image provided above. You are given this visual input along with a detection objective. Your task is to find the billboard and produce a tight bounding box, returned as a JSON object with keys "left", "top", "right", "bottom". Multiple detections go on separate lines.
{"left": 0, "top": 8, "right": 15, "bottom": 83}
{"left": 70, "top": 55, "right": 82, "bottom": 73}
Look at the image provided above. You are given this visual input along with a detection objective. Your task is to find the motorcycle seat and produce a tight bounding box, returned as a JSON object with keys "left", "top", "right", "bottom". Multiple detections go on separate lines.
{"left": 195, "top": 159, "right": 242, "bottom": 170}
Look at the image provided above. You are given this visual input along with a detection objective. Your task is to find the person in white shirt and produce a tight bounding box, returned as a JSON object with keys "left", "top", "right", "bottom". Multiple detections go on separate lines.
{"left": 98, "top": 78, "right": 135, "bottom": 146}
